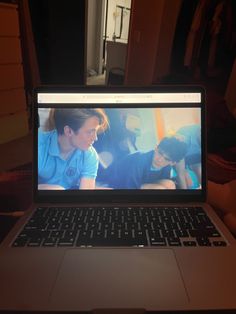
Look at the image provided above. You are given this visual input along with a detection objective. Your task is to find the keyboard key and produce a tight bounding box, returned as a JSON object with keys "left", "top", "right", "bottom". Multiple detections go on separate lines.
{"left": 189, "top": 228, "right": 220, "bottom": 238}
{"left": 27, "top": 237, "right": 42, "bottom": 247}
{"left": 161, "top": 230, "right": 175, "bottom": 238}
{"left": 58, "top": 238, "right": 75, "bottom": 246}
{"left": 50, "top": 230, "right": 64, "bottom": 238}
{"left": 183, "top": 241, "right": 197, "bottom": 247}
{"left": 47, "top": 223, "right": 60, "bottom": 230}
{"left": 213, "top": 241, "right": 227, "bottom": 247}
{"left": 175, "top": 229, "right": 189, "bottom": 237}
{"left": 42, "top": 237, "right": 57, "bottom": 247}
{"left": 196, "top": 237, "right": 211, "bottom": 246}
{"left": 12, "top": 238, "right": 28, "bottom": 247}
{"left": 150, "top": 238, "right": 167, "bottom": 246}
{"left": 76, "top": 237, "right": 147, "bottom": 247}
{"left": 167, "top": 237, "right": 181, "bottom": 246}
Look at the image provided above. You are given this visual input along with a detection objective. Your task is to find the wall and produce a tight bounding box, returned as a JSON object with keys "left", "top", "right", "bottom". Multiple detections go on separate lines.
{"left": 29, "top": 0, "right": 86, "bottom": 84}
{"left": 153, "top": 0, "right": 182, "bottom": 82}
{"left": 125, "top": 0, "right": 165, "bottom": 85}
{"left": 125, "top": 0, "right": 182, "bottom": 85}
{"left": 87, "top": 0, "right": 104, "bottom": 74}
{"left": 0, "top": 2, "right": 29, "bottom": 144}
{"left": 87, "top": 0, "right": 97, "bottom": 72}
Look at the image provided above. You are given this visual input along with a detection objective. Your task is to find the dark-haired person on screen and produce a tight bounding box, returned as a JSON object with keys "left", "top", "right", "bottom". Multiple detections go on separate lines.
{"left": 103, "top": 136, "right": 188, "bottom": 189}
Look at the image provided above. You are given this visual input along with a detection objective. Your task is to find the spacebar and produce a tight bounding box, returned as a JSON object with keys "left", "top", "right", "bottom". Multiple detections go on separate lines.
{"left": 76, "top": 237, "right": 147, "bottom": 247}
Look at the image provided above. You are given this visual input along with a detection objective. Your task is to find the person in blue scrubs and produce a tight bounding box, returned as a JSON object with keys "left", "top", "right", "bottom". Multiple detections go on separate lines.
{"left": 38, "top": 108, "right": 108, "bottom": 190}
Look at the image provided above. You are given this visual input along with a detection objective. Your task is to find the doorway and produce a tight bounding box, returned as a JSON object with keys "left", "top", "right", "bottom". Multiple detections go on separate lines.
{"left": 86, "top": 0, "right": 131, "bottom": 85}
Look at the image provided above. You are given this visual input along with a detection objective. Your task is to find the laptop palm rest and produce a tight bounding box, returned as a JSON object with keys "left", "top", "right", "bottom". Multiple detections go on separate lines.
{"left": 50, "top": 248, "right": 188, "bottom": 311}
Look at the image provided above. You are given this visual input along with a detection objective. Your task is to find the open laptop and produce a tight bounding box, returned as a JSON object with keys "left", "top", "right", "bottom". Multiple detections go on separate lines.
{"left": 1, "top": 85, "right": 236, "bottom": 313}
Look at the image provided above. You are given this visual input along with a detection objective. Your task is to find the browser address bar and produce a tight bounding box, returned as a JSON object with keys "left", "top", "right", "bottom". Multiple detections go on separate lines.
{"left": 38, "top": 93, "right": 201, "bottom": 104}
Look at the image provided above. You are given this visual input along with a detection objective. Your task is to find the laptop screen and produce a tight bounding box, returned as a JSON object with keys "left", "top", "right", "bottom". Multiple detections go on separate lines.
{"left": 34, "top": 86, "right": 206, "bottom": 203}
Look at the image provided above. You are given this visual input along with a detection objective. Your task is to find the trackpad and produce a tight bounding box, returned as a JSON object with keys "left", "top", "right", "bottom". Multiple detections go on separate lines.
{"left": 50, "top": 249, "right": 188, "bottom": 311}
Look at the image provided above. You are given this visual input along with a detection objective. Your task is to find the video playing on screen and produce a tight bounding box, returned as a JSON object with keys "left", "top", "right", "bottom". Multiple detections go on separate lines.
{"left": 38, "top": 107, "right": 201, "bottom": 191}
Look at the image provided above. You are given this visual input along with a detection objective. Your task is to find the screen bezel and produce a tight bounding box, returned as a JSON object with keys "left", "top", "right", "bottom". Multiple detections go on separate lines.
{"left": 33, "top": 85, "right": 206, "bottom": 204}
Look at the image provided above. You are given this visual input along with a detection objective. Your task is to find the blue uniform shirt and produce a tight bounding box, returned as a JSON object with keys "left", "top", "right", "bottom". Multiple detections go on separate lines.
{"left": 38, "top": 130, "right": 99, "bottom": 189}
{"left": 106, "top": 150, "right": 171, "bottom": 189}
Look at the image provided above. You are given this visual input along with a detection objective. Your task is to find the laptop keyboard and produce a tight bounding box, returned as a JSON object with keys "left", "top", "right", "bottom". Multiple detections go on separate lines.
{"left": 12, "top": 206, "right": 227, "bottom": 247}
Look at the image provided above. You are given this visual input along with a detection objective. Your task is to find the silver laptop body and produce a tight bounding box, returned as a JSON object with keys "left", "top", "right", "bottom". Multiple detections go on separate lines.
{"left": 0, "top": 85, "right": 236, "bottom": 313}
